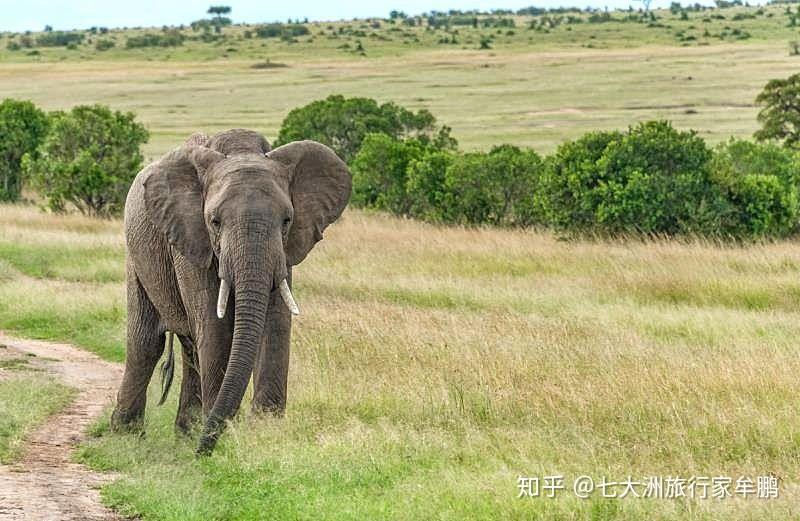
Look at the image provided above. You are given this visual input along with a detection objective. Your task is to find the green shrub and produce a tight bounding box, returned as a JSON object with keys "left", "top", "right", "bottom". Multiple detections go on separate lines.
{"left": 722, "top": 174, "right": 798, "bottom": 237}
{"left": 254, "top": 23, "right": 310, "bottom": 39}
{"left": 438, "top": 145, "right": 543, "bottom": 226}
{"left": 24, "top": 105, "right": 148, "bottom": 217}
{"left": 351, "top": 133, "right": 436, "bottom": 214}
{"left": 190, "top": 18, "right": 232, "bottom": 31}
{"left": 95, "top": 39, "right": 115, "bottom": 51}
{"left": 538, "top": 122, "right": 721, "bottom": 235}
{"left": 0, "top": 99, "right": 50, "bottom": 202}
{"left": 711, "top": 139, "right": 800, "bottom": 237}
{"left": 593, "top": 121, "right": 717, "bottom": 234}
{"left": 35, "top": 31, "right": 84, "bottom": 47}
{"left": 126, "top": 30, "right": 184, "bottom": 48}
{"left": 275, "top": 95, "right": 454, "bottom": 163}
{"left": 346, "top": 113, "right": 800, "bottom": 238}
{"left": 711, "top": 138, "right": 800, "bottom": 187}
{"left": 536, "top": 130, "right": 623, "bottom": 231}
{"left": 355, "top": 139, "right": 542, "bottom": 227}
{"left": 406, "top": 149, "right": 455, "bottom": 222}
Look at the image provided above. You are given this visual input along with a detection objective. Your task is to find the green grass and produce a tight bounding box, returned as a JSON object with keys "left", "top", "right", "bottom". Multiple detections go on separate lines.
{"left": 0, "top": 360, "right": 76, "bottom": 462}
{"left": 0, "top": 206, "right": 126, "bottom": 361}
{"left": 2, "top": 204, "right": 799, "bottom": 518}
{"left": 0, "top": 242, "right": 124, "bottom": 282}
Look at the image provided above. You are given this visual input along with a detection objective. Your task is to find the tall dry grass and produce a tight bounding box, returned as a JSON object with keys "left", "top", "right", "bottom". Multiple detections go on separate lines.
{"left": 0, "top": 203, "right": 798, "bottom": 518}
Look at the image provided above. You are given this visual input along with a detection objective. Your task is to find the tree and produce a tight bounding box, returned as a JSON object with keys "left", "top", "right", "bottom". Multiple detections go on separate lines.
{"left": 24, "top": 105, "right": 148, "bottom": 216}
{"left": 207, "top": 5, "right": 231, "bottom": 19}
{"left": 755, "top": 73, "right": 800, "bottom": 148}
{"left": 275, "top": 95, "right": 454, "bottom": 163}
{"left": 0, "top": 99, "right": 50, "bottom": 201}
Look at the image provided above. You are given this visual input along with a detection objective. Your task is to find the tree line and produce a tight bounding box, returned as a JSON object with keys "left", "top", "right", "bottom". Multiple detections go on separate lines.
{"left": 2, "top": 72, "right": 798, "bottom": 238}
{"left": 278, "top": 76, "right": 800, "bottom": 239}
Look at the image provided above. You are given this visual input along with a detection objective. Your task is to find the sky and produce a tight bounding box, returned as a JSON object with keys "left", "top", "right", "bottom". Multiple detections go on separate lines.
{"left": 1, "top": 0, "right": 717, "bottom": 33}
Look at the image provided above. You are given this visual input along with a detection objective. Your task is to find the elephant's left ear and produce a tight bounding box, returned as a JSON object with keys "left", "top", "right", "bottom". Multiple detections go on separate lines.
{"left": 267, "top": 141, "right": 352, "bottom": 265}
{"left": 143, "top": 145, "right": 226, "bottom": 268}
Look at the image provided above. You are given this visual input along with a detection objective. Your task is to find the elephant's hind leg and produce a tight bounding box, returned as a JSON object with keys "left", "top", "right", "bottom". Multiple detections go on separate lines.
{"left": 111, "top": 267, "right": 166, "bottom": 431}
{"left": 175, "top": 334, "right": 202, "bottom": 434}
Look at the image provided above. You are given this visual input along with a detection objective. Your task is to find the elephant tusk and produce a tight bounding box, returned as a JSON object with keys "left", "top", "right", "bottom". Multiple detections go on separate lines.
{"left": 279, "top": 279, "right": 300, "bottom": 316}
{"left": 217, "top": 279, "right": 230, "bottom": 319}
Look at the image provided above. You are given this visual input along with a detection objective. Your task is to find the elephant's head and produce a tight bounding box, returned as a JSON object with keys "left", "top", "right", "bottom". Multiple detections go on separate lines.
{"left": 142, "top": 129, "right": 351, "bottom": 454}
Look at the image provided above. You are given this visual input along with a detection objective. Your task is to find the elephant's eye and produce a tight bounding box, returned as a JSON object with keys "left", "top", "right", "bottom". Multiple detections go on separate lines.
{"left": 210, "top": 216, "right": 221, "bottom": 228}
{"left": 282, "top": 216, "right": 291, "bottom": 237}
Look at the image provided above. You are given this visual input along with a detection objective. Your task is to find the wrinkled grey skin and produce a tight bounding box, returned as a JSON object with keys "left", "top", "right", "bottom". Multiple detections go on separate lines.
{"left": 110, "top": 129, "right": 351, "bottom": 455}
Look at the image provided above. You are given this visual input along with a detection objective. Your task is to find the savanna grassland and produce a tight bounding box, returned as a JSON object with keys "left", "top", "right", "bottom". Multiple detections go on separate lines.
{"left": 1, "top": 203, "right": 800, "bottom": 519}
{"left": 2, "top": 3, "right": 800, "bottom": 520}
{"left": 0, "top": 4, "right": 799, "bottom": 155}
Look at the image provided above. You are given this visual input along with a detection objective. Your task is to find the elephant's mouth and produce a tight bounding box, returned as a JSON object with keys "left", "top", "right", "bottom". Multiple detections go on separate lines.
{"left": 216, "top": 277, "right": 299, "bottom": 319}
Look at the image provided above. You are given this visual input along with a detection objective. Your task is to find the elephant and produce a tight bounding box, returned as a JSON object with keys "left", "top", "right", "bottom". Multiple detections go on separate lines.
{"left": 110, "top": 128, "right": 351, "bottom": 455}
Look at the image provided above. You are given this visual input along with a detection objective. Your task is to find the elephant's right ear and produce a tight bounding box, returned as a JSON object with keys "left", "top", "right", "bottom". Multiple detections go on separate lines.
{"left": 143, "top": 146, "right": 226, "bottom": 268}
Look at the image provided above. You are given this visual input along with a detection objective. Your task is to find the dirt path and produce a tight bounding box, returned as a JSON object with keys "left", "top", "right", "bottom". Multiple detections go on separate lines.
{"left": 0, "top": 333, "right": 125, "bottom": 520}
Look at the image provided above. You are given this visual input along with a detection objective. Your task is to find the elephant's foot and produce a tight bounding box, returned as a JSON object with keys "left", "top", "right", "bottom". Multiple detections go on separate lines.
{"left": 175, "top": 406, "right": 202, "bottom": 436}
{"left": 251, "top": 400, "right": 286, "bottom": 417}
{"left": 110, "top": 406, "right": 145, "bottom": 433}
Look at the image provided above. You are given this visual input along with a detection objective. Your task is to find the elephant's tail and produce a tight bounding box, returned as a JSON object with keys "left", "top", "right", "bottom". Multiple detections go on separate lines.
{"left": 157, "top": 332, "right": 175, "bottom": 406}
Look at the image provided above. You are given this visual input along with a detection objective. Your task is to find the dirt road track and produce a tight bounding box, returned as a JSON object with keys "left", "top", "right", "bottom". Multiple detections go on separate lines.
{"left": 0, "top": 333, "right": 125, "bottom": 520}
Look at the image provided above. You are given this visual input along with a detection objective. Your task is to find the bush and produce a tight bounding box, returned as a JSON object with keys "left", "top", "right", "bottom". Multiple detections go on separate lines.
{"left": 35, "top": 31, "right": 84, "bottom": 47}
{"left": 254, "top": 23, "right": 310, "bottom": 39}
{"left": 406, "top": 149, "right": 455, "bottom": 222}
{"left": 722, "top": 174, "right": 798, "bottom": 238}
{"left": 537, "top": 122, "right": 721, "bottom": 235}
{"left": 24, "top": 105, "right": 149, "bottom": 217}
{"left": 126, "top": 30, "right": 184, "bottom": 48}
{"left": 436, "top": 145, "right": 543, "bottom": 226}
{"left": 711, "top": 139, "right": 800, "bottom": 188}
{"left": 95, "top": 39, "right": 115, "bottom": 51}
{"left": 275, "top": 95, "right": 455, "bottom": 163}
{"left": 0, "top": 99, "right": 50, "bottom": 202}
{"left": 593, "top": 121, "right": 717, "bottom": 235}
{"left": 536, "top": 130, "right": 623, "bottom": 231}
{"left": 710, "top": 139, "right": 800, "bottom": 237}
{"left": 190, "top": 18, "right": 232, "bottom": 31}
{"left": 350, "top": 133, "right": 436, "bottom": 214}
{"left": 354, "top": 137, "right": 542, "bottom": 226}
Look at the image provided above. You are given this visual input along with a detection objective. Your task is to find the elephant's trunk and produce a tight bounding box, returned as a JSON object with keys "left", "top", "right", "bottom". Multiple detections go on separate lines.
{"left": 197, "top": 229, "right": 277, "bottom": 455}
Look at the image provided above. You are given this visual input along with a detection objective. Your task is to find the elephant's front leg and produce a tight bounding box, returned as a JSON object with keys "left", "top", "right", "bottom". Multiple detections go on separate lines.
{"left": 112, "top": 267, "right": 166, "bottom": 430}
{"left": 252, "top": 273, "right": 293, "bottom": 415}
{"left": 175, "top": 263, "right": 234, "bottom": 420}
{"left": 197, "top": 310, "right": 234, "bottom": 419}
